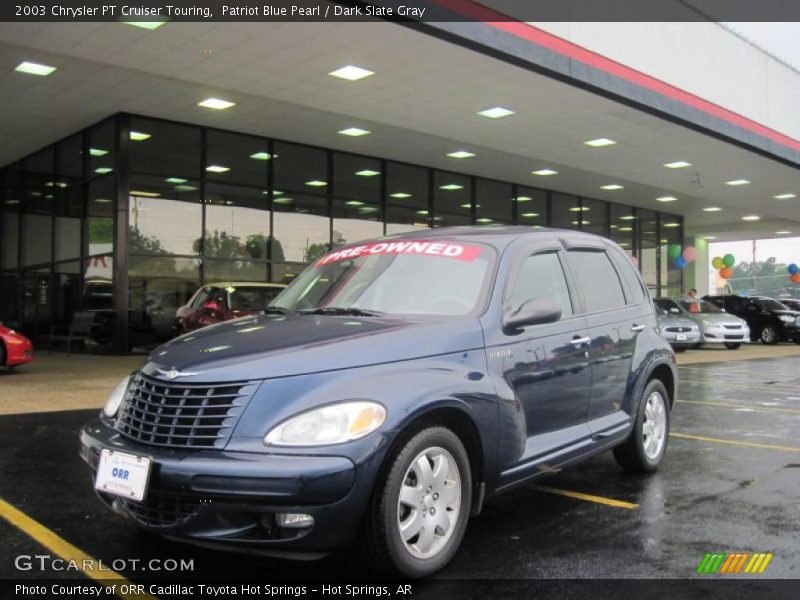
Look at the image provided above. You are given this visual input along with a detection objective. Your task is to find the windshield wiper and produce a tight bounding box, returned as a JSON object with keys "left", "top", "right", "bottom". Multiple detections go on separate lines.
{"left": 301, "top": 307, "right": 387, "bottom": 317}
{"left": 263, "top": 306, "right": 295, "bottom": 315}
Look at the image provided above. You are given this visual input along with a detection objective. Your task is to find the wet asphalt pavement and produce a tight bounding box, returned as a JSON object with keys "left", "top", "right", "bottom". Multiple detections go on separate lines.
{"left": 1, "top": 356, "right": 798, "bottom": 583}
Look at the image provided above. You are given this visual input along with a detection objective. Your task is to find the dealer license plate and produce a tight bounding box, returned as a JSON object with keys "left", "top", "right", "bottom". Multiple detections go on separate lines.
{"left": 94, "top": 449, "right": 152, "bottom": 502}
{"left": 676, "top": 334, "right": 687, "bottom": 341}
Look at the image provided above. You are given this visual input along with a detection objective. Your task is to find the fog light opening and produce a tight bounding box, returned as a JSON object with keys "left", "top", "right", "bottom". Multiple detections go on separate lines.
{"left": 275, "top": 513, "right": 315, "bottom": 529}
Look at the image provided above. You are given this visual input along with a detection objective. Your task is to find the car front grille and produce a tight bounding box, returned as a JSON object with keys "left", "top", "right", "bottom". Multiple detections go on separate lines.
{"left": 116, "top": 372, "right": 258, "bottom": 449}
{"left": 665, "top": 326, "right": 693, "bottom": 333}
{"left": 119, "top": 492, "right": 199, "bottom": 528}
{"left": 723, "top": 324, "right": 744, "bottom": 330}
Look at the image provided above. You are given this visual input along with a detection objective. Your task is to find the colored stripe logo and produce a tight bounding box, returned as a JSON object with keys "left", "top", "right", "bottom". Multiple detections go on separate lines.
{"left": 697, "top": 552, "right": 773, "bottom": 574}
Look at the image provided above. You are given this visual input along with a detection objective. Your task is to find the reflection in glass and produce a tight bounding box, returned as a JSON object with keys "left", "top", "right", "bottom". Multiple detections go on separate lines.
{"left": 386, "top": 204, "right": 429, "bottom": 235}
{"left": 23, "top": 214, "right": 52, "bottom": 266}
{"left": 514, "top": 187, "right": 547, "bottom": 228}
{"left": 475, "top": 179, "right": 512, "bottom": 225}
{"left": 207, "top": 131, "right": 270, "bottom": 188}
{"left": 551, "top": 193, "right": 579, "bottom": 229}
{"left": 1, "top": 213, "right": 19, "bottom": 269}
{"left": 434, "top": 171, "right": 471, "bottom": 226}
{"left": 271, "top": 262, "right": 306, "bottom": 285}
{"left": 204, "top": 184, "right": 270, "bottom": 261}
{"left": 386, "top": 162, "right": 428, "bottom": 210}
{"left": 274, "top": 142, "right": 326, "bottom": 192}
{"left": 334, "top": 153, "right": 380, "bottom": 202}
{"left": 272, "top": 194, "right": 330, "bottom": 263}
{"left": 204, "top": 259, "right": 267, "bottom": 283}
{"left": 639, "top": 209, "right": 658, "bottom": 293}
{"left": 333, "top": 199, "right": 382, "bottom": 251}
{"left": 130, "top": 118, "right": 201, "bottom": 179}
{"left": 580, "top": 197, "right": 608, "bottom": 236}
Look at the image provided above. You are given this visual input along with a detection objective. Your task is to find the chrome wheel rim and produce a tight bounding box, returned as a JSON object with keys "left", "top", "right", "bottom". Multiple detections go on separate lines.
{"left": 397, "top": 446, "right": 461, "bottom": 559}
{"left": 762, "top": 328, "right": 775, "bottom": 343}
{"left": 642, "top": 392, "right": 667, "bottom": 460}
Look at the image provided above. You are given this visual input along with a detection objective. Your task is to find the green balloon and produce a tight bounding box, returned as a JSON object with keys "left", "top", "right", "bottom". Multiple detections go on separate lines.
{"left": 667, "top": 244, "right": 682, "bottom": 259}
{"left": 723, "top": 253, "right": 735, "bottom": 268}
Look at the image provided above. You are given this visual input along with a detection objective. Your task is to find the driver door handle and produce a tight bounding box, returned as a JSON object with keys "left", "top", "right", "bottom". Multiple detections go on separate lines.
{"left": 631, "top": 324, "right": 646, "bottom": 332}
{"left": 570, "top": 336, "right": 591, "bottom": 346}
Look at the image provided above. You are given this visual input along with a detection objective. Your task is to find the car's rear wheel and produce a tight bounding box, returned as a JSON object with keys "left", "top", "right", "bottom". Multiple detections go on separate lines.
{"left": 358, "top": 426, "right": 471, "bottom": 577}
{"left": 760, "top": 326, "right": 778, "bottom": 345}
{"left": 724, "top": 343, "right": 741, "bottom": 349}
{"left": 613, "top": 379, "right": 670, "bottom": 474}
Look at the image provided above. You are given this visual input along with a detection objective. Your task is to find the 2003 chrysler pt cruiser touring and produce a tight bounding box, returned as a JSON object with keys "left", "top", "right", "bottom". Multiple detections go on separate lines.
{"left": 80, "top": 227, "right": 676, "bottom": 577}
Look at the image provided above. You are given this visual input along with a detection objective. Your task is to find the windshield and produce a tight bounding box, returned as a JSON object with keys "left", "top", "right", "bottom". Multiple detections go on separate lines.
{"left": 654, "top": 298, "right": 681, "bottom": 313}
{"left": 680, "top": 299, "right": 722, "bottom": 314}
{"left": 272, "top": 240, "right": 494, "bottom": 317}
{"left": 757, "top": 298, "right": 788, "bottom": 311}
{"left": 227, "top": 286, "right": 283, "bottom": 311}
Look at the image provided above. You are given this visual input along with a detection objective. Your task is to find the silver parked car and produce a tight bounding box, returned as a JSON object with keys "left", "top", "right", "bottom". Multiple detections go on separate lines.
{"left": 655, "top": 304, "right": 701, "bottom": 352}
{"left": 654, "top": 297, "right": 749, "bottom": 350}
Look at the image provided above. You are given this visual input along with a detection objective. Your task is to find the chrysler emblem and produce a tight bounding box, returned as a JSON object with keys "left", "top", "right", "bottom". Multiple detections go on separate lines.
{"left": 156, "top": 368, "right": 204, "bottom": 380}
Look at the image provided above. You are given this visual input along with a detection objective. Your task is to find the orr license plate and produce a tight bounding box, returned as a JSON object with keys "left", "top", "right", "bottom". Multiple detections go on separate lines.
{"left": 94, "top": 449, "right": 152, "bottom": 502}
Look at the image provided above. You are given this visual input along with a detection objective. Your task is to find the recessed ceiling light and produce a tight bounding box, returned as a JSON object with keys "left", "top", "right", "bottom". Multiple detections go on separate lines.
{"left": 619, "top": 226, "right": 633, "bottom": 232}
{"left": 124, "top": 20, "right": 166, "bottom": 30}
{"left": 515, "top": 196, "right": 532, "bottom": 202}
{"left": 663, "top": 161, "right": 692, "bottom": 169}
{"left": 571, "top": 220, "right": 590, "bottom": 226}
{"left": 447, "top": 151, "right": 475, "bottom": 159}
{"left": 206, "top": 165, "right": 230, "bottom": 173}
{"left": 741, "top": 215, "right": 760, "bottom": 221}
{"left": 656, "top": 196, "right": 677, "bottom": 202}
{"left": 477, "top": 107, "right": 515, "bottom": 119}
{"left": 532, "top": 169, "right": 558, "bottom": 176}
{"left": 520, "top": 212, "right": 540, "bottom": 218}
{"left": 94, "top": 167, "right": 113, "bottom": 175}
{"left": 130, "top": 190, "right": 160, "bottom": 197}
{"left": 94, "top": 198, "right": 112, "bottom": 204}
{"left": 165, "top": 177, "right": 187, "bottom": 184}
{"left": 305, "top": 180, "right": 327, "bottom": 187}
{"left": 584, "top": 138, "right": 617, "bottom": 147}
{"left": 703, "top": 207, "right": 722, "bottom": 212}
{"left": 416, "top": 210, "right": 429, "bottom": 215}
{"left": 15, "top": 61, "right": 56, "bottom": 76}
{"left": 704, "top": 236, "right": 716, "bottom": 240}
{"left": 439, "top": 184, "right": 464, "bottom": 191}
{"left": 601, "top": 184, "right": 624, "bottom": 190}
{"left": 774, "top": 193, "right": 796, "bottom": 199}
{"left": 345, "top": 200, "right": 364, "bottom": 206}
{"left": 775, "top": 231, "right": 792, "bottom": 235}
{"left": 355, "top": 169, "right": 380, "bottom": 177}
{"left": 338, "top": 127, "right": 371, "bottom": 137}
{"left": 390, "top": 192, "right": 411, "bottom": 199}
{"left": 274, "top": 197, "right": 294, "bottom": 205}
{"left": 198, "top": 98, "right": 235, "bottom": 110}
{"left": 461, "top": 203, "right": 481, "bottom": 209}
{"left": 569, "top": 206, "right": 590, "bottom": 212}
{"left": 725, "top": 179, "right": 750, "bottom": 186}
{"left": 273, "top": 190, "right": 284, "bottom": 196}
{"left": 619, "top": 215, "right": 636, "bottom": 221}
{"left": 476, "top": 218, "right": 494, "bottom": 223}
{"left": 89, "top": 148, "right": 108, "bottom": 157}
{"left": 174, "top": 185, "right": 197, "bottom": 191}
{"left": 663, "top": 223, "right": 681, "bottom": 228}
{"left": 358, "top": 206, "right": 379, "bottom": 213}
{"left": 130, "top": 131, "right": 151, "bottom": 141}
{"left": 329, "top": 65, "right": 374, "bottom": 81}
{"left": 249, "top": 152, "right": 272, "bottom": 160}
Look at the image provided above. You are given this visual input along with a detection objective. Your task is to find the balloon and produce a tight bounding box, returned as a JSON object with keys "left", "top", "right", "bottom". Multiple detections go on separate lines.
{"left": 667, "top": 244, "right": 682, "bottom": 259}
{"left": 675, "top": 256, "right": 687, "bottom": 269}
{"left": 719, "top": 267, "right": 733, "bottom": 279}
{"left": 789, "top": 263, "right": 799, "bottom": 275}
{"left": 682, "top": 246, "right": 697, "bottom": 262}
{"left": 711, "top": 256, "right": 723, "bottom": 269}
{"left": 722, "top": 253, "right": 735, "bottom": 268}
{"left": 791, "top": 273, "right": 800, "bottom": 284}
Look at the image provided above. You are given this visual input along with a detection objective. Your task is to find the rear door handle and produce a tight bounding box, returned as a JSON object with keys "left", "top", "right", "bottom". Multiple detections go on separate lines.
{"left": 570, "top": 336, "right": 591, "bottom": 346}
{"left": 631, "top": 324, "right": 646, "bottom": 332}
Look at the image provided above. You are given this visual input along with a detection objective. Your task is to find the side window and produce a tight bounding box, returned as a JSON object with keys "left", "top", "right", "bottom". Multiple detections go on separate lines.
{"left": 508, "top": 252, "right": 573, "bottom": 319}
{"left": 567, "top": 250, "right": 626, "bottom": 313}
{"left": 609, "top": 247, "right": 645, "bottom": 304}
{"left": 191, "top": 288, "right": 209, "bottom": 309}
{"left": 207, "top": 287, "right": 226, "bottom": 307}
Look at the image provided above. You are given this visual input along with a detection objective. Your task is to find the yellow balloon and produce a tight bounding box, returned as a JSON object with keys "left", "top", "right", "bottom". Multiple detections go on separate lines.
{"left": 711, "top": 256, "right": 723, "bottom": 269}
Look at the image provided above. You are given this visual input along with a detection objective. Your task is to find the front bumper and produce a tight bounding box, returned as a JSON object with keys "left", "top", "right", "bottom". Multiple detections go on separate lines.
{"left": 700, "top": 324, "right": 750, "bottom": 344}
{"left": 79, "top": 417, "right": 377, "bottom": 555}
{"left": 661, "top": 329, "right": 702, "bottom": 347}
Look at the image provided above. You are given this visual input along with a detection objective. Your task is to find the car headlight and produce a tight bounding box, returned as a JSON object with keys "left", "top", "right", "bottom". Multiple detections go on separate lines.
{"left": 102, "top": 376, "right": 130, "bottom": 418}
{"left": 264, "top": 401, "right": 386, "bottom": 446}
{"left": 702, "top": 320, "right": 715, "bottom": 328}
{"left": 778, "top": 315, "right": 794, "bottom": 323}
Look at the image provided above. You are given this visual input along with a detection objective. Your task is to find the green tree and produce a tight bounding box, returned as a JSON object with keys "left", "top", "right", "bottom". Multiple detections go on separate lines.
{"left": 129, "top": 226, "right": 167, "bottom": 254}
{"left": 304, "top": 242, "right": 330, "bottom": 263}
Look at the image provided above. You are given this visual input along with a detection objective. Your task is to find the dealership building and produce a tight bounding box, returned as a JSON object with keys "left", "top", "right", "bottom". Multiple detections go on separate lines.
{"left": 1, "top": 9, "right": 799, "bottom": 352}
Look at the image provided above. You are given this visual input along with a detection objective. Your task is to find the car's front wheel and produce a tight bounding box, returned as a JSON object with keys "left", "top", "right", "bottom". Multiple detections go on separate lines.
{"left": 359, "top": 426, "right": 471, "bottom": 577}
{"left": 760, "top": 326, "right": 778, "bottom": 345}
{"left": 613, "top": 379, "right": 670, "bottom": 473}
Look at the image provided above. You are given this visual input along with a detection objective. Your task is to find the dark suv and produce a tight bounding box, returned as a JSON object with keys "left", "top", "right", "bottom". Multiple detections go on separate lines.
{"left": 703, "top": 294, "right": 800, "bottom": 345}
{"left": 80, "top": 227, "right": 676, "bottom": 577}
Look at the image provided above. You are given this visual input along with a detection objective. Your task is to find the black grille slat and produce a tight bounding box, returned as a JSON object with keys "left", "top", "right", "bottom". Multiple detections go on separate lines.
{"left": 115, "top": 373, "right": 255, "bottom": 449}
{"left": 120, "top": 492, "right": 198, "bottom": 528}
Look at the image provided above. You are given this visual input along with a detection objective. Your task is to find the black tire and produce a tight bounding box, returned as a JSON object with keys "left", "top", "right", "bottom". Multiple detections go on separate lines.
{"left": 613, "top": 379, "right": 670, "bottom": 474}
{"left": 358, "top": 426, "right": 472, "bottom": 578}
{"left": 760, "top": 326, "right": 778, "bottom": 345}
{"left": 692, "top": 343, "right": 704, "bottom": 350}
{"left": 794, "top": 337, "right": 800, "bottom": 345}
{"left": 724, "top": 343, "right": 741, "bottom": 350}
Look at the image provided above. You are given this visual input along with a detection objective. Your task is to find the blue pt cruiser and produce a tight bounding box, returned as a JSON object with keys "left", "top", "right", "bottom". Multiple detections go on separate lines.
{"left": 80, "top": 227, "right": 677, "bottom": 577}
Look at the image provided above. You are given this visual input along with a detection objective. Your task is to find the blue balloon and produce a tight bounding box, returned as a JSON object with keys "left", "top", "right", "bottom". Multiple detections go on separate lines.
{"left": 789, "top": 263, "right": 799, "bottom": 275}
{"left": 675, "top": 256, "right": 688, "bottom": 269}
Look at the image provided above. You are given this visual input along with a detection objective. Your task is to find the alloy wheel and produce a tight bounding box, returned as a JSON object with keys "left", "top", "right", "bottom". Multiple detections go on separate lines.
{"left": 642, "top": 392, "right": 667, "bottom": 461}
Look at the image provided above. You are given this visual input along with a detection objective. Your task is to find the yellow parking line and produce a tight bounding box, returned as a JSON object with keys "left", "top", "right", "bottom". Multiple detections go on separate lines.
{"left": 0, "top": 498, "right": 155, "bottom": 600}
{"left": 670, "top": 432, "right": 800, "bottom": 452}
{"left": 677, "top": 399, "right": 800, "bottom": 415}
{"left": 532, "top": 485, "right": 639, "bottom": 510}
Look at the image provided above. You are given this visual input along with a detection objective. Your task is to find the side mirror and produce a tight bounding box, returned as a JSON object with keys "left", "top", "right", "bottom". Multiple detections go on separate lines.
{"left": 504, "top": 298, "right": 562, "bottom": 332}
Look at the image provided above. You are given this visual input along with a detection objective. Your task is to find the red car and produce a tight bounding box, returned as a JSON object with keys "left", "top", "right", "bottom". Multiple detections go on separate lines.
{"left": 0, "top": 323, "right": 33, "bottom": 369}
{"left": 175, "top": 282, "right": 287, "bottom": 334}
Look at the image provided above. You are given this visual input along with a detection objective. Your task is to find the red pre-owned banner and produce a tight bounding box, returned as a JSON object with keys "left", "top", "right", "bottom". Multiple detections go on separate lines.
{"left": 315, "top": 241, "right": 483, "bottom": 266}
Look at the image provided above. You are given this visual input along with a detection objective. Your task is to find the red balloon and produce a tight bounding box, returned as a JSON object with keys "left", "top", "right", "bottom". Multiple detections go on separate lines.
{"left": 719, "top": 267, "right": 733, "bottom": 280}
{"left": 791, "top": 273, "right": 800, "bottom": 284}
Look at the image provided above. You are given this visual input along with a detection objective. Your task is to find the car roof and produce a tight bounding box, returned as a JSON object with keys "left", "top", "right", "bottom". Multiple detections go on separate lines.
{"left": 205, "top": 282, "right": 286, "bottom": 288}
{"left": 376, "top": 225, "right": 618, "bottom": 252}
